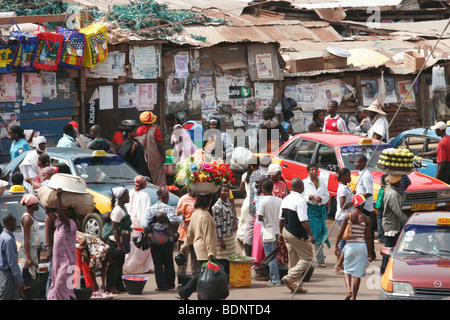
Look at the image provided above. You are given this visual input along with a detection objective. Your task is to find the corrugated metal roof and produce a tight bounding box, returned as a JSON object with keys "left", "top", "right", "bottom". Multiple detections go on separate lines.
{"left": 340, "top": 20, "right": 450, "bottom": 38}
{"left": 174, "top": 21, "right": 340, "bottom": 45}
{"left": 289, "top": 0, "right": 403, "bottom": 10}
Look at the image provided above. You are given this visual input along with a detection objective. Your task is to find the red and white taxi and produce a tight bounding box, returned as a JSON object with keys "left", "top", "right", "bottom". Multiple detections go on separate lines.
{"left": 271, "top": 132, "right": 450, "bottom": 215}
{"left": 380, "top": 211, "right": 450, "bottom": 300}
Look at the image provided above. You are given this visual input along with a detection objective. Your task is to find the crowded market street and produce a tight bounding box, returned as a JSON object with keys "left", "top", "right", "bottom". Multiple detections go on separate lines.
{"left": 111, "top": 198, "right": 384, "bottom": 301}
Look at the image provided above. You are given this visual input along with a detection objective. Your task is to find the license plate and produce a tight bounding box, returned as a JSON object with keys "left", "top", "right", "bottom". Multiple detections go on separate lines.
{"left": 411, "top": 203, "right": 437, "bottom": 211}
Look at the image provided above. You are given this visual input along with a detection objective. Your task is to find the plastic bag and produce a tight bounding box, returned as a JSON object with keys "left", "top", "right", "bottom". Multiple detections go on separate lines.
{"left": 56, "top": 26, "right": 85, "bottom": 69}
{"left": 33, "top": 19, "right": 64, "bottom": 71}
{"left": 80, "top": 23, "right": 108, "bottom": 68}
{"left": 10, "top": 24, "right": 38, "bottom": 72}
{"left": 0, "top": 35, "right": 16, "bottom": 74}
{"left": 197, "top": 260, "right": 229, "bottom": 300}
{"left": 431, "top": 65, "right": 446, "bottom": 93}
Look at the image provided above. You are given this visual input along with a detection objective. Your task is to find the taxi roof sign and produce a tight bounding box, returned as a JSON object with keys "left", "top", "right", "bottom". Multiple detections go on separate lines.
{"left": 358, "top": 138, "right": 373, "bottom": 145}
{"left": 9, "top": 185, "right": 25, "bottom": 194}
{"left": 437, "top": 217, "right": 450, "bottom": 225}
{"left": 92, "top": 150, "right": 107, "bottom": 156}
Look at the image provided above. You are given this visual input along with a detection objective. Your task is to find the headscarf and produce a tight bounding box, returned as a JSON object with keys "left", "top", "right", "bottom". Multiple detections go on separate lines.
{"left": 34, "top": 136, "right": 47, "bottom": 153}
{"left": 21, "top": 194, "right": 39, "bottom": 207}
{"left": 352, "top": 194, "right": 366, "bottom": 207}
{"left": 157, "top": 186, "right": 169, "bottom": 199}
{"left": 112, "top": 186, "right": 127, "bottom": 199}
{"left": 42, "top": 166, "right": 56, "bottom": 179}
{"left": 134, "top": 175, "right": 146, "bottom": 190}
{"left": 267, "top": 163, "right": 282, "bottom": 175}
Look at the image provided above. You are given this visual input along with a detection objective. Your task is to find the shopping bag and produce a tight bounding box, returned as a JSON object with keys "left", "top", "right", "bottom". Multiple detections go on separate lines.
{"left": 10, "top": 24, "right": 38, "bottom": 72}
{"left": 56, "top": 26, "right": 85, "bottom": 69}
{"left": 80, "top": 23, "right": 108, "bottom": 68}
{"left": 197, "top": 260, "right": 229, "bottom": 300}
{"left": 33, "top": 19, "right": 64, "bottom": 71}
{"left": 0, "top": 36, "right": 16, "bottom": 74}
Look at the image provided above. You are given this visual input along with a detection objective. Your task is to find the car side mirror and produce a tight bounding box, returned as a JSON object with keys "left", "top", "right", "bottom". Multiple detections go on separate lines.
{"left": 380, "top": 247, "right": 393, "bottom": 256}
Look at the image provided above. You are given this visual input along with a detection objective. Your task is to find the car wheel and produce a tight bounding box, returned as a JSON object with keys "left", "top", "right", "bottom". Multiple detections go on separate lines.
{"left": 82, "top": 213, "right": 103, "bottom": 237}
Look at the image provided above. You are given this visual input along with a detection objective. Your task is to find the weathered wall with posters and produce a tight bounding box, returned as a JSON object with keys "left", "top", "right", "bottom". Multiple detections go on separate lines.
{"left": 0, "top": 68, "right": 79, "bottom": 162}
{"left": 162, "top": 42, "right": 285, "bottom": 152}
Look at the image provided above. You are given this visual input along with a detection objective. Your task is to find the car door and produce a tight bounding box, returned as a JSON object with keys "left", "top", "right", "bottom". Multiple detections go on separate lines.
{"left": 277, "top": 138, "right": 317, "bottom": 188}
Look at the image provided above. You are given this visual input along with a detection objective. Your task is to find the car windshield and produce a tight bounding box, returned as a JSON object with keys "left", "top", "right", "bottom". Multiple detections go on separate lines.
{"left": 73, "top": 156, "right": 138, "bottom": 184}
{"left": 396, "top": 224, "right": 450, "bottom": 257}
{"left": 0, "top": 201, "right": 47, "bottom": 232}
{"left": 340, "top": 143, "right": 392, "bottom": 170}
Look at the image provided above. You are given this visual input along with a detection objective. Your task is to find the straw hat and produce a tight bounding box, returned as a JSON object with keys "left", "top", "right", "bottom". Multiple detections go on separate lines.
{"left": 386, "top": 174, "right": 402, "bottom": 184}
{"left": 139, "top": 111, "right": 157, "bottom": 124}
{"left": 363, "top": 99, "right": 387, "bottom": 115}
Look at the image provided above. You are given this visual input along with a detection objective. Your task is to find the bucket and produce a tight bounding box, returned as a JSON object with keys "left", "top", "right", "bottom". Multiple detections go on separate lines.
{"left": 229, "top": 261, "right": 252, "bottom": 288}
{"left": 122, "top": 275, "right": 148, "bottom": 294}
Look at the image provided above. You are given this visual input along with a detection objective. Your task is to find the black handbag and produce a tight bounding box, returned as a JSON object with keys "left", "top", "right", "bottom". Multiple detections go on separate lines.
{"left": 132, "top": 229, "right": 150, "bottom": 251}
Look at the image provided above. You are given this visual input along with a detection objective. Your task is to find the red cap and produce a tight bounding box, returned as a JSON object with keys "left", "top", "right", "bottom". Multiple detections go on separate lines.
{"left": 69, "top": 121, "right": 78, "bottom": 131}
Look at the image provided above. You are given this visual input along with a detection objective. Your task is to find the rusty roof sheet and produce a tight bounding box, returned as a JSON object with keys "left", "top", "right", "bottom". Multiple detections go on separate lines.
{"left": 175, "top": 21, "right": 340, "bottom": 45}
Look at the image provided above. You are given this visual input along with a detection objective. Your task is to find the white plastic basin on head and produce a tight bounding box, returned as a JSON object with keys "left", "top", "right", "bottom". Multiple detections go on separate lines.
{"left": 46, "top": 173, "right": 89, "bottom": 194}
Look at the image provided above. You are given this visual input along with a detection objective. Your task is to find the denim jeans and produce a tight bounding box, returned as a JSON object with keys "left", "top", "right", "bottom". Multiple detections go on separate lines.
{"left": 336, "top": 220, "right": 346, "bottom": 255}
{"left": 262, "top": 236, "right": 281, "bottom": 284}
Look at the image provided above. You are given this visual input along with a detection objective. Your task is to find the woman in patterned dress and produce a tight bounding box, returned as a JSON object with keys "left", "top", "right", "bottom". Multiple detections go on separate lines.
{"left": 137, "top": 111, "right": 166, "bottom": 186}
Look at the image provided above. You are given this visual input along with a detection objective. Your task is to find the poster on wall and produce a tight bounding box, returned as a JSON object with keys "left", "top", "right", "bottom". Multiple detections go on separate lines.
{"left": 41, "top": 72, "right": 57, "bottom": 100}
{"left": 256, "top": 54, "right": 273, "bottom": 79}
{"left": 361, "top": 79, "right": 378, "bottom": 106}
{"left": 0, "top": 74, "right": 17, "bottom": 102}
{"left": 200, "top": 88, "right": 217, "bottom": 111}
{"left": 137, "top": 83, "right": 157, "bottom": 110}
{"left": 130, "top": 46, "right": 160, "bottom": 79}
{"left": 118, "top": 83, "right": 138, "bottom": 108}
{"left": 99, "top": 85, "right": 113, "bottom": 110}
{"left": 0, "top": 111, "right": 17, "bottom": 138}
{"left": 377, "top": 77, "right": 397, "bottom": 104}
{"left": 174, "top": 52, "right": 189, "bottom": 78}
{"left": 22, "top": 73, "right": 42, "bottom": 104}
{"left": 397, "top": 80, "right": 415, "bottom": 104}
{"left": 86, "top": 52, "right": 126, "bottom": 79}
{"left": 167, "top": 75, "right": 186, "bottom": 102}
{"left": 284, "top": 79, "right": 347, "bottom": 112}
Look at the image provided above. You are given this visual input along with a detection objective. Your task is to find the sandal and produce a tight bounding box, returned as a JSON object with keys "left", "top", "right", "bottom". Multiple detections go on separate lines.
{"left": 345, "top": 291, "right": 352, "bottom": 300}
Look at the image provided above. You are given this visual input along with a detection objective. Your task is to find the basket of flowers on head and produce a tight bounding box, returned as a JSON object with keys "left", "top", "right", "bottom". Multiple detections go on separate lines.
{"left": 174, "top": 149, "right": 234, "bottom": 193}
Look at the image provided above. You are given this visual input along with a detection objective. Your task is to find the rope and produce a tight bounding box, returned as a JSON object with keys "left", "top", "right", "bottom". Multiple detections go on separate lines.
{"left": 290, "top": 17, "right": 450, "bottom": 300}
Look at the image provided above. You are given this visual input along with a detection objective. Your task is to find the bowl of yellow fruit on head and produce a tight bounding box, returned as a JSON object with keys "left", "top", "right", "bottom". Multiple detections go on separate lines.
{"left": 377, "top": 148, "right": 414, "bottom": 173}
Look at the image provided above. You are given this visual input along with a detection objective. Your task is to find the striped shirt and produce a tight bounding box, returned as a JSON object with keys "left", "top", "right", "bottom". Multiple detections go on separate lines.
{"left": 346, "top": 221, "right": 366, "bottom": 243}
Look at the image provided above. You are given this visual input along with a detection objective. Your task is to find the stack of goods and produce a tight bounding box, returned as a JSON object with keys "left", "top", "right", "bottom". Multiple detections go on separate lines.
{"left": 377, "top": 148, "right": 414, "bottom": 172}
{"left": 37, "top": 173, "right": 94, "bottom": 215}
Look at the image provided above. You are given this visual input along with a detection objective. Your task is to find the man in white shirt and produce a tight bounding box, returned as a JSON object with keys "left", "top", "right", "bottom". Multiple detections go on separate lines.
{"left": 354, "top": 155, "right": 376, "bottom": 259}
{"left": 303, "top": 163, "right": 330, "bottom": 267}
{"left": 257, "top": 180, "right": 283, "bottom": 286}
{"left": 364, "top": 99, "right": 389, "bottom": 142}
{"left": 279, "top": 178, "right": 315, "bottom": 294}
